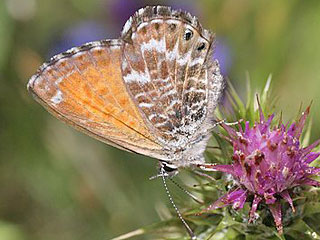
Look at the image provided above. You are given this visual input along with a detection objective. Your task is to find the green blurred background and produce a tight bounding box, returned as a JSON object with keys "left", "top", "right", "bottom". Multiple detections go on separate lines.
{"left": 1, "top": 0, "right": 320, "bottom": 239}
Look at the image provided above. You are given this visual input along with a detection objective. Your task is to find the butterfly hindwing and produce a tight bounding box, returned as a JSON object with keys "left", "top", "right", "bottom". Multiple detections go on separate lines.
{"left": 121, "top": 6, "right": 223, "bottom": 146}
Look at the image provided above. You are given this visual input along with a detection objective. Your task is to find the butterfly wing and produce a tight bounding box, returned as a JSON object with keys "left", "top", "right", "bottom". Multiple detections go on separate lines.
{"left": 120, "top": 6, "right": 224, "bottom": 147}
{"left": 28, "top": 39, "right": 166, "bottom": 159}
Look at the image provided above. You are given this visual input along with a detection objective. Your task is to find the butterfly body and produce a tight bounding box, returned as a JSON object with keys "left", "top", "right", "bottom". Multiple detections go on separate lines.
{"left": 27, "top": 6, "right": 224, "bottom": 169}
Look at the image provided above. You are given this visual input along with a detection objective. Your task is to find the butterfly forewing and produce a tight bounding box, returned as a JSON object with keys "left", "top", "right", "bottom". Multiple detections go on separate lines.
{"left": 28, "top": 40, "right": 166, "bottom": 159}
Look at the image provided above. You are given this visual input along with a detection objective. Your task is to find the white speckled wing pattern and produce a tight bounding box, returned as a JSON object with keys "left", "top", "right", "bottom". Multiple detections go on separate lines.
{"left": 121, "top": 6, "right": 224, "bottom": 165}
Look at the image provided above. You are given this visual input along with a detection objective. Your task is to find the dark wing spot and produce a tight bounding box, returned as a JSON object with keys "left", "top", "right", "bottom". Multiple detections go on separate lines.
{"left": 169, "top": 23, "right": 176, "bottom": 31}
{"left": 192, "top": 108, "right": 205, "bottom": 121}
{"left": 184, "top": 29, "right": 193, "bottom": 41}
{"left": 140, "top": 26, "right": 147, "bottom": 34}
{"left": 197, "top": 42, "right": 206, "bottom": 51}
{"left": 153, "top": 6, "right": 157, "bottom": 14}
{"left": 175, "top": 109, "right": 182, "bottom": 119}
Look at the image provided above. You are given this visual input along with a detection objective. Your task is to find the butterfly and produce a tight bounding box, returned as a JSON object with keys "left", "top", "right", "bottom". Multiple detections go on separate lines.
{"left": 27, "top": 6, "right": 224, "bottom": 238}
{"left": 27, "top": 5, "right": 224, "bottom": 171}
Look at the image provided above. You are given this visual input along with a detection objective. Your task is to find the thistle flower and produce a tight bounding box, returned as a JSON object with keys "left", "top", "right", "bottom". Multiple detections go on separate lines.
{"left": 202, "top": 104, "right": 320, "bottom": 234}
{"left": 112, "top": 80, "right": 320, "bottom": 239}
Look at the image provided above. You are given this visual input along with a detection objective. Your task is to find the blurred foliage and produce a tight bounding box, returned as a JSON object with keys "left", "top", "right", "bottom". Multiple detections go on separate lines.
{"left": 1, "top": 0, "right": 320, "bottom": 239}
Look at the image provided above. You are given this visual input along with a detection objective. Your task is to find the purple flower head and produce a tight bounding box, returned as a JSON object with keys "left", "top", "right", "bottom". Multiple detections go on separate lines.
{"left": 203, "top": 105, "right": 320, "bottom": 234}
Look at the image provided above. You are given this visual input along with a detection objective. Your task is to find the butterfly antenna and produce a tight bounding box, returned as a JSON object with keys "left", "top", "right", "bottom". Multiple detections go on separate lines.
{"left": 160, "top": 167, "right": 196, "bottom": 239}
{"left": 169, "top": 178, "right": 204, "bottom": 204}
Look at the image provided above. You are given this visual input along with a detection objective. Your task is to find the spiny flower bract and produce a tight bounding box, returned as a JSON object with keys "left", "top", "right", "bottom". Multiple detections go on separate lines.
{"left": 203, "top": 105, "right": 320, "bottom": 233}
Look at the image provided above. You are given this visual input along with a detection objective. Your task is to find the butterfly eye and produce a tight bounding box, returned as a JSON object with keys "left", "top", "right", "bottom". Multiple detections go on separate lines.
{"left": 197, "top": 42, "right": 206, "bottom": 51}
{"left": 184, "top": 29, "right": 193, "bottom": 41}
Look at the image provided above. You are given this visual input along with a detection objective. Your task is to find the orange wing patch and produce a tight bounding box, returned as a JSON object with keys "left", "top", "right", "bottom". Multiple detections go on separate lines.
{"left": 28, "top": 40, "right": 165, "bottom": 158}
